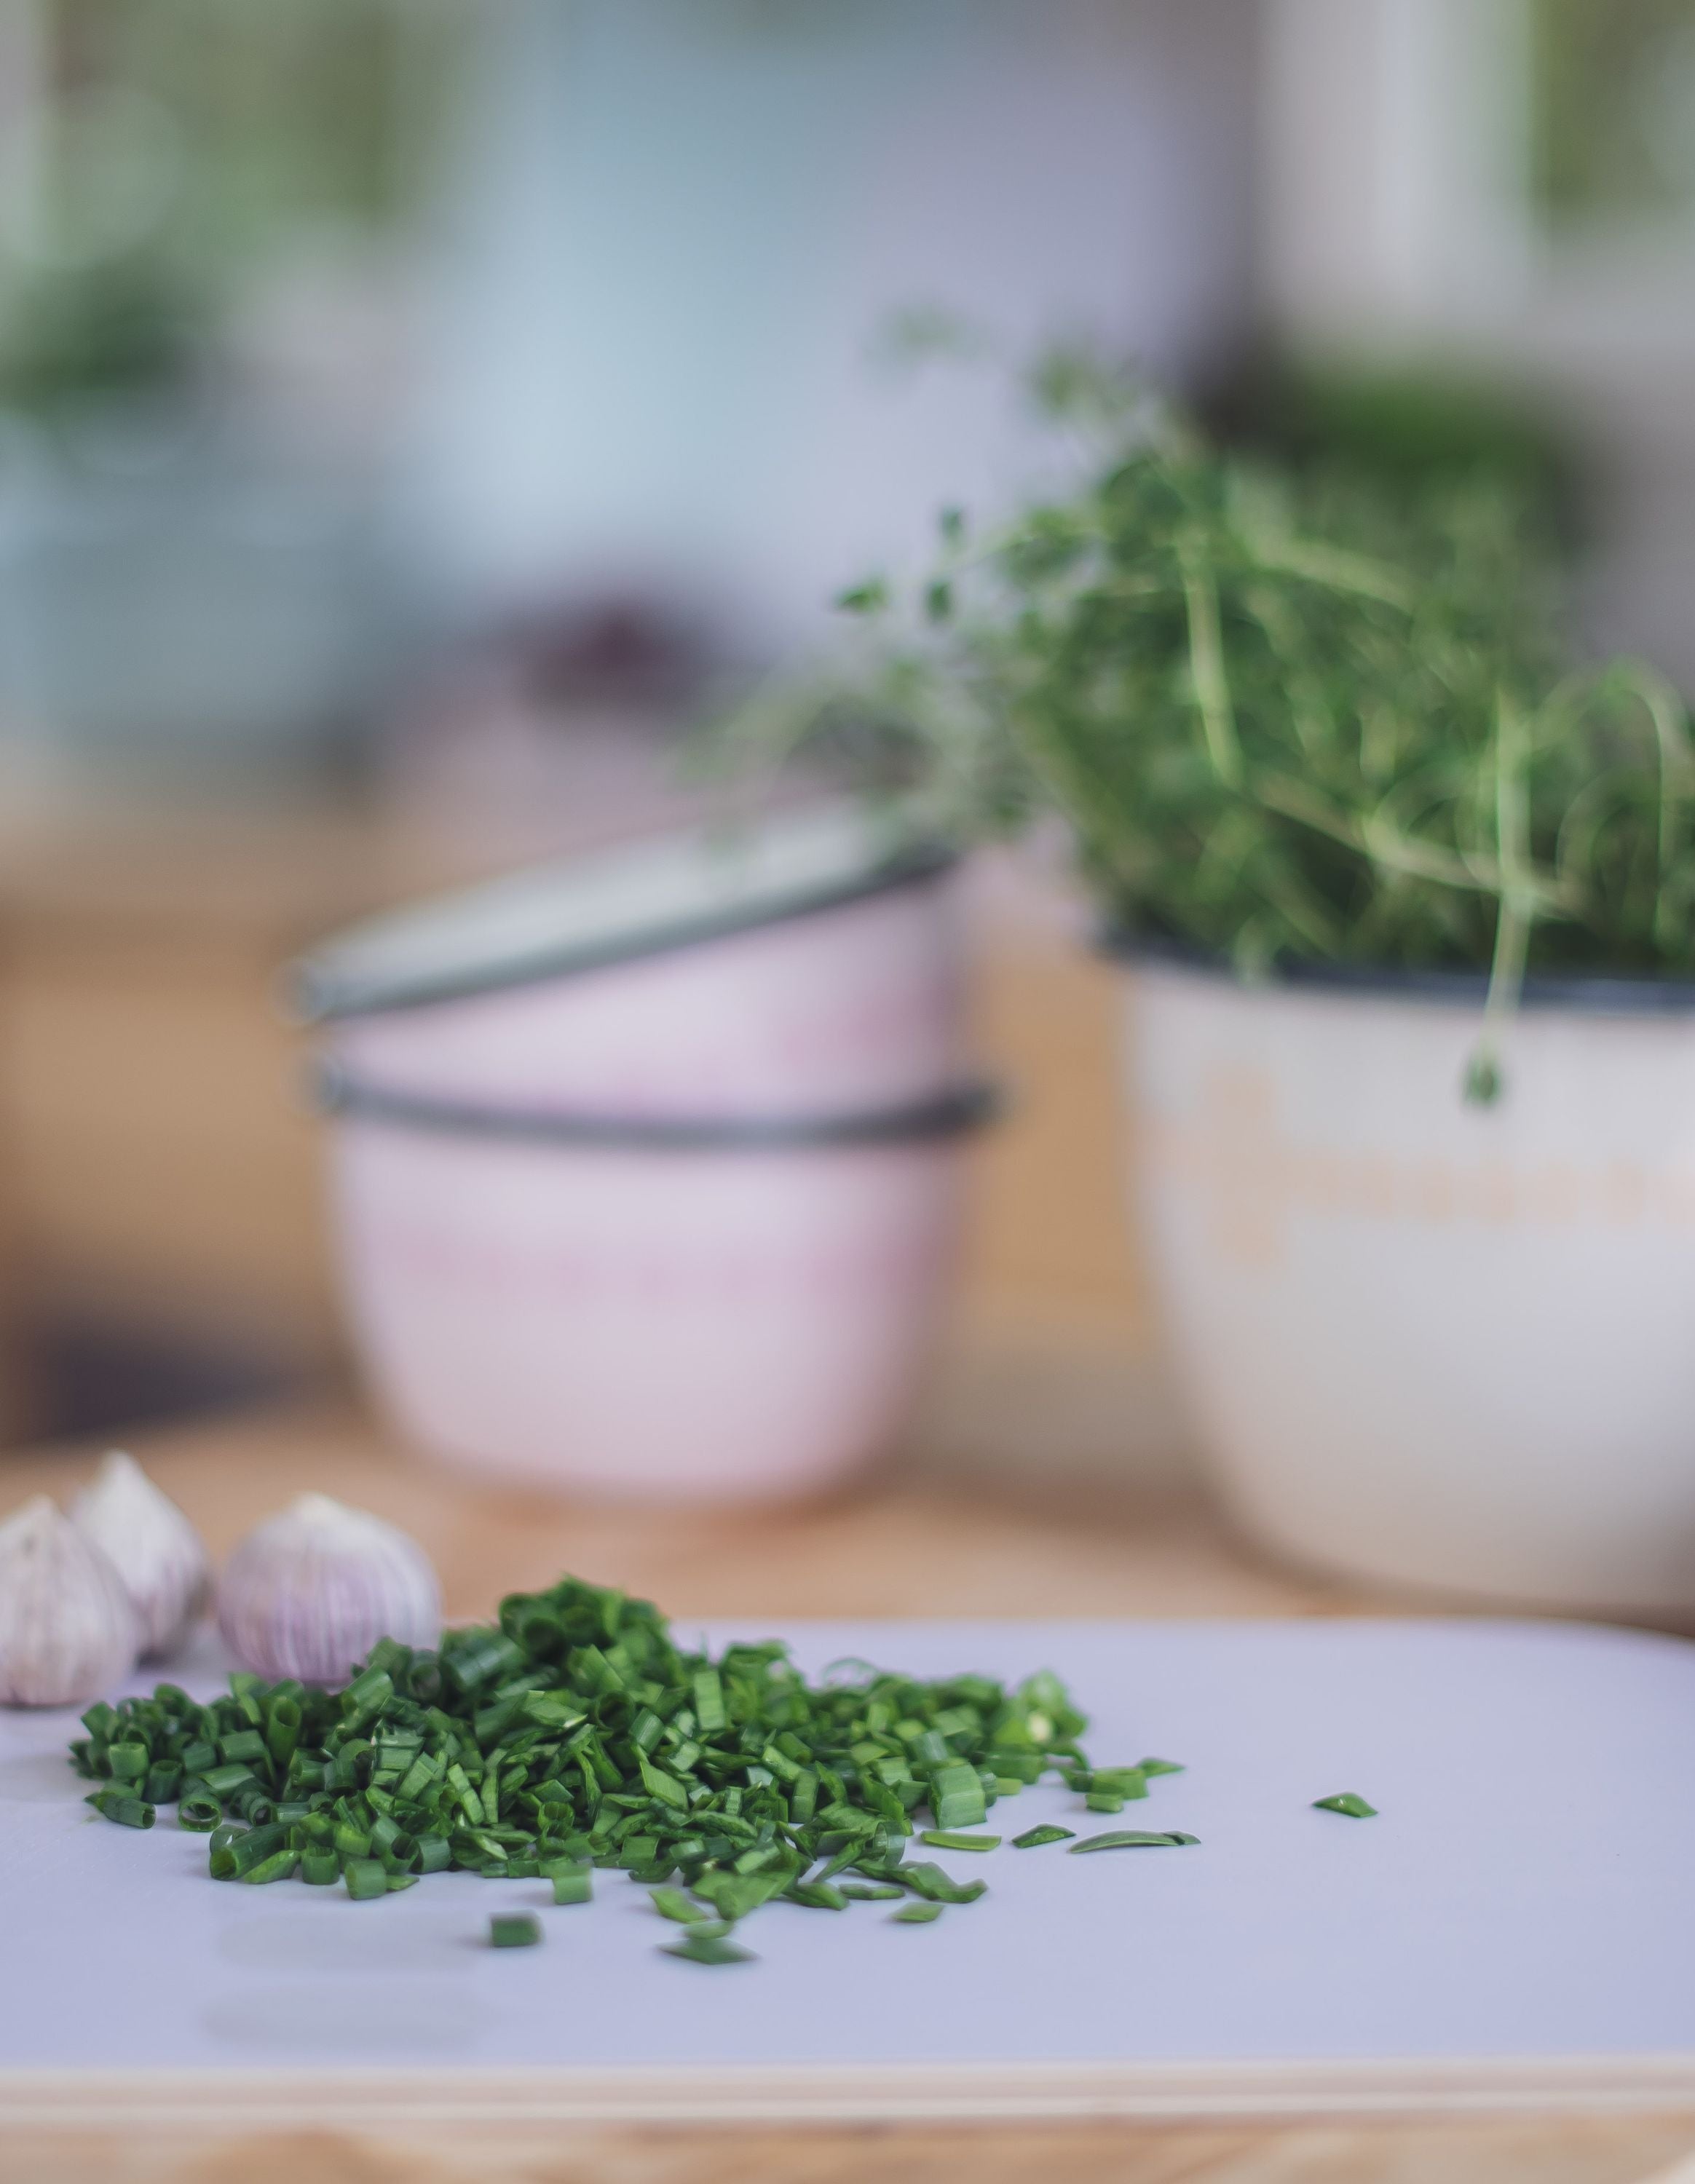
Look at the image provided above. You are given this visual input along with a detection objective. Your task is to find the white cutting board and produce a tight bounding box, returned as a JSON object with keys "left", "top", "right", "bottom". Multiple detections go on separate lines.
{"left": 4, "top": 1617, "right": 1695, "bottom": 2128}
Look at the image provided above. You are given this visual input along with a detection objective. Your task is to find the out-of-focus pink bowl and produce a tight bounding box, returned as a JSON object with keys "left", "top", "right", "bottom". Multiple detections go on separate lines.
{"left": 293, "top": 806, "right": 964, "bottom": 1121}
{"left": 323, "top": 1077, "right": 994, "bottom": 1503}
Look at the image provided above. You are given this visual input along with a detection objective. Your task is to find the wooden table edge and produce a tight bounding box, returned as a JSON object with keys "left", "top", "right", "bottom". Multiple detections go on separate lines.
{"left": 6, "top": 2054, "right": 1695, "bottom": 2132}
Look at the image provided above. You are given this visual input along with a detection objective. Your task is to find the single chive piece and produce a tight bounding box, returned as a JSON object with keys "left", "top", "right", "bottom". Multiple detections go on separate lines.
{"left": 1085, "top": 1794, "right": 1126, "bottom": 1813}
{"left": 650, "top": 1887, "right": 711, "bottom": 1925}
{"left": 786, "top": 1881, "right": 849, "bottom": 1910}
{"left": 1140, "top": 1758, "right": 1185, "bottom": 1776}
{"left": 240, "top": 1850, "right": 299, "bottom": 1886}
{"left": 929, "top": 1760, "right": 988, "bottom": 1831}
{"left": 344, "top": 1859, "right": 390, "bottom": 1900}
{"left": 89, "top": 1791, "right": 154, "bottom": 1829}
{"left": 1011, "top": 1824, "right": 1075, "bottom": 1848}
{"left": 1069, "top": 1830, "right": 1198, "bottom": 1852}
{"left": 899, "top": 1861, "right": 987, "bottom": 1905}
{"left": 178, "top": 1797, "right": 222, "bottom": 1833}
{"left": 386, "top": 1873, "right": 419, "bottom": 1893}
{"left": 549, "top": 1863, "right": 593, "bottom": 1906}
{"left": 892, "top": 1901, "right": 943, "bottom": 1923}
{"left": 490, "top": 1914, "right": 542, "bottom": 1948}
{"left": 920, "top": 1831, "right": 1000, "bottom": 1853}
{"left": 663, "top": 1931, "right": 754, "bottom": 1966}
{"left": 301, "top": 1850, "right": 340, "bottom": 1885}
{"left": 1313, "top": 1793, "right": 1378, "bottom": 1818}
{"left": 839, "top": 1883, "right": 906, "bottom": 1900}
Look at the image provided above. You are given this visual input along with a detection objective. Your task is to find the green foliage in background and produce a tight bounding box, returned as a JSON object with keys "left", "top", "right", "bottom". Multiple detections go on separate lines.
{"left": 721, "top": 360, "right": 1695, "bottom": 1080}
{"left": 1530, "top": 0, "right": 1695, "bottom": 228}
{"left": 1200, "top": 356, "right": 1584, "bottom": 558}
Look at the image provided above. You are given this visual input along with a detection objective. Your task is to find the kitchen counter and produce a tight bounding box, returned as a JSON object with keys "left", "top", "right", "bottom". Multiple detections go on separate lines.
{"left": 1, "top": 1400, "right": 1692, "bottom": 2184}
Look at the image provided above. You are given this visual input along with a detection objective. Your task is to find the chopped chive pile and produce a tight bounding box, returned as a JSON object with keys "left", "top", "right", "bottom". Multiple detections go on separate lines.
{"left": 67, "top": 1572, "right": 1201, "bottom": 1964}
{"left": 1313, "top": 1793, "right": 1378, "bottom": 1819}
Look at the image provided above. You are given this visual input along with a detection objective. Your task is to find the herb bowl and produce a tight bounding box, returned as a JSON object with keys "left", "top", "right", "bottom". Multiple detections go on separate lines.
{"left": 320, "top": 1070, "right": 995, "bottom": 1503}
{"left": 291, "top": 804, "right": 964, "bottom": 1123}
{"left": 1119, "top": 946, "right": 1695, "bottom": 1613}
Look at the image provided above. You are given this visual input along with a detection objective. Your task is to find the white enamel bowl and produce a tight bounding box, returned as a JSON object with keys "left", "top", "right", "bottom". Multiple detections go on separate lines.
{"left": 1121, "top": 949, "right": 1695, "bottom": 1613}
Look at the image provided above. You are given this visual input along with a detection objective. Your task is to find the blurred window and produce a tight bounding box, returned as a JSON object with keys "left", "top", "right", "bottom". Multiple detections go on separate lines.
{"left": 0, "top": 0, "right": 464, "bottom": 417}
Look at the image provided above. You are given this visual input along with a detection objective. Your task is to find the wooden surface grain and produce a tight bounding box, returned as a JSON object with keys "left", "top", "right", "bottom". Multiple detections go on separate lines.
{"left": 0, "top": 1398, "right": 1351, "bottom": 1626}
{"left": 2, "top": 1400, "right": 1692, "bottom": 2184}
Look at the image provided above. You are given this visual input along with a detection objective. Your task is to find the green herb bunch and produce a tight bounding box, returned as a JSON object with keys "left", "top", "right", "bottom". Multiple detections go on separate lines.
{"left": 71, "top": 1574, "right": 1188, "bottom": 1961}
{"left": 725, "top": 363, "right": 1695, "bottom": 1079}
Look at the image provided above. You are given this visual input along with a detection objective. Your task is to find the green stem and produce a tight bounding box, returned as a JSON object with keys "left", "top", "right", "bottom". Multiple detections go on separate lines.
{"left": 1178, "top": 541, "right": 1244, "bottom": 790}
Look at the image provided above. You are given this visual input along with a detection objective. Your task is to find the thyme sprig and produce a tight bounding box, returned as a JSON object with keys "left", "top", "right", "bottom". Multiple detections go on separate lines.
{"left": 716, "top": 368, "right": 1695, "bottom": 1093}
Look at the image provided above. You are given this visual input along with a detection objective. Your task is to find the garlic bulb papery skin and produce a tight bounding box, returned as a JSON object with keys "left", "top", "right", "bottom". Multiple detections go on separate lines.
{"left": 71, "top": 1451, "right": 210, "bottom": 1661}
{"left": 0, "top": 1495, "right": 138, "bottom": 1708}
{"left": 217, "top": 1494, "right": 442, "bottom": 1685}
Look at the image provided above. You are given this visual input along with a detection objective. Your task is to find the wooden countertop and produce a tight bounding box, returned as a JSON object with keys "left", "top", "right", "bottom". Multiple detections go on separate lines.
{"left": 3, "top": 1401, "right": 1693, "bottom": 2184}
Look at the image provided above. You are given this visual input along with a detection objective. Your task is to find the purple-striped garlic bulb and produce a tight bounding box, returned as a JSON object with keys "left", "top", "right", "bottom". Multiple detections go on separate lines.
{"left": 0, "top": 1495, "right": 138, "bottom": 1707}
{"left": 217, "top": 1495, "right": 440, "bottom": 1685}
{"left": 72, "top": 1452, "right": 210, "bottom": 1661}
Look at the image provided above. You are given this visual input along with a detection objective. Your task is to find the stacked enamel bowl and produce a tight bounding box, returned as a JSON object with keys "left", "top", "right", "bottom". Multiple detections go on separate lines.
{"left": 291, "top": 806, "right": 992, "bottom": 1503}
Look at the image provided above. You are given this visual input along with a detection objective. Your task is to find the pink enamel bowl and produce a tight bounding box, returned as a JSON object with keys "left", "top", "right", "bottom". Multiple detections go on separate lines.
{"left": 322, "top": 1073, "right": 995, "bottom": 1504}
{"left": 292, "top": 806, "right": 965, "bottom": 1122}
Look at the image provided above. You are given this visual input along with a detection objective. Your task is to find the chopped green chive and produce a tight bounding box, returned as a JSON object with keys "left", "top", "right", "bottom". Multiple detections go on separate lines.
{"left": 1313, "top": 1794, "right": 1378, "bottom": 1818}
{"left": 650, "top": 1887, "right": 712, "bottom": 1925}
{"left": 899, "top": 1861, "right": 987, "bottom": 1904}
{"left": 1069, "top": 1831, "right": 1198, "bottom": 1852}
{"left": 1088, "top": 1768, "right": 1148, "bottom": 1800}
{"left": 239, "top": 1849, "right": 299, "bottom": 1886}
{"left": 892, "top": 1901, "right": 943, "bottom": 1923}
{"left": 1011, "top": 1824, "right": 1075, "bottom": 1848}
{"left": 929, "top": 1761, "right": 988, "bottom": 1831}
{"left": 786, "top": 1881, "right": 850, "bottom": 1910}
{"left": 663, "top": 1931, "right": 754, "bottom": 1966}
{"left": 87, "top": 1791, "right": 154, "bottom": 1829}
{"left": 58, "top": 1570, "right": 1216, "bottom": 1971}
{"left": 490, "top": 1914, "right": 542, "bottom": 1948}
{"left": 1139, "top": 1758, "right": 1185, "bottom": 1776}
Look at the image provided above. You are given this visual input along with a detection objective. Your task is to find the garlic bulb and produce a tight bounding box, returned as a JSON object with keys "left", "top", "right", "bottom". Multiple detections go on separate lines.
{"left": 71, "top": 1451, "right": 210, "bottom": 1661}
{"left": 0, "top": 1495, "right": 138, "bottom": 1707}
{"left": 218, "top": 1494, "right": 440, "bottom": 1685}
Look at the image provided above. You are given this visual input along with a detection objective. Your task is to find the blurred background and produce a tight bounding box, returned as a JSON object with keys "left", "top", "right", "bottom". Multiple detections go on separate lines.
{"left": 0, "top": 0, "right": 1691, "bottom": 1473}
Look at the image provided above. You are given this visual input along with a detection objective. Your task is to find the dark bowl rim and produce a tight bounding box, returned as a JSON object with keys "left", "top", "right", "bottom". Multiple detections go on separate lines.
{"left": 291, "top": 840, "right": 957, "bottom": 1025}
{"left": 313, "top": 1061, "right": 1001, "bottom": 1152}
{"left": 1099, "top": 931, "right": 1695, "bottom": 1016}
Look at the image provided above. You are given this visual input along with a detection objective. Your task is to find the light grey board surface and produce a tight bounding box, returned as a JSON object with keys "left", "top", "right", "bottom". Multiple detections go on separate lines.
{"left": 1, "top": 1618, "right": 1692, "bottom": 2078}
